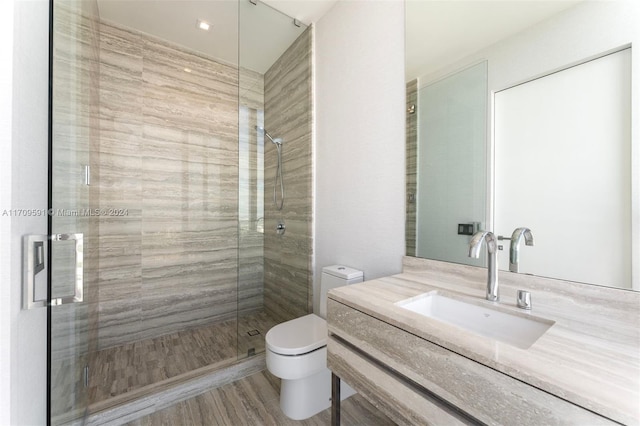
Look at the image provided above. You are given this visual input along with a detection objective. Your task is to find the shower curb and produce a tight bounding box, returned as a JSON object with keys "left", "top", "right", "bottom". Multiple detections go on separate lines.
{"left": 78, "top": 354, "right": 266, "bottom": 426}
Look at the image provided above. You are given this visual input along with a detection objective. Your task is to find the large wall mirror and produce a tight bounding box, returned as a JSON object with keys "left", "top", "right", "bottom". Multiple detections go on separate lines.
{"left": 405, "top": 0, "right": 639, "bottom": 291}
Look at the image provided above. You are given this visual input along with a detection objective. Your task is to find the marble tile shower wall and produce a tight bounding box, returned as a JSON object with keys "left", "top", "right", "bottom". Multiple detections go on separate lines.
{"left": 263, "top": 28, "right": 313, "bottom": 323}
{"left": 97, "top": 22, "right": 241, "bottom": 349}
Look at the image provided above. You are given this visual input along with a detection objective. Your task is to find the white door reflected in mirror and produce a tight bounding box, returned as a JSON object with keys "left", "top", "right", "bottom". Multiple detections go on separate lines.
{"left": 494, "top": 49, "right": 632, "bottom": 289}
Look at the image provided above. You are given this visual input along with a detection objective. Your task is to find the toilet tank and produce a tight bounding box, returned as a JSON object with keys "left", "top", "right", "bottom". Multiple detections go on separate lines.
{"left": 319, "top": 265, "right": 363, "bottom": 319}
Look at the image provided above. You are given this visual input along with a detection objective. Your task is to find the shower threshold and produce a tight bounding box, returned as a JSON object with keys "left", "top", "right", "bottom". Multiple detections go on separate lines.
{"left": 87, "top": 311, "right": 278, "bottom": 405}
{"left": 86, "top": 354, "right": 266, "bottom": 425}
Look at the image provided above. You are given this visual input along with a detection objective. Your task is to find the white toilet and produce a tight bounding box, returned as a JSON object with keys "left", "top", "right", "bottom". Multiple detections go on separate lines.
{"left": 265, "top": 265, "right": 363, "bottom": 420}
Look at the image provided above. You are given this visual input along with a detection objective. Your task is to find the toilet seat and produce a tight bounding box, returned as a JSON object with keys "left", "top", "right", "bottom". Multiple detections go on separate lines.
{"left": 265, "top": 314, "right": 327, "bottom": 356}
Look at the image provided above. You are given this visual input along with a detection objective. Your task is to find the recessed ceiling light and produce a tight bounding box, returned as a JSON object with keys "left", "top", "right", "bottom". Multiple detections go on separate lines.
{"left": 184, "top": 68, "right": 192, "bottom": 73}
{"left": 196, "top": 19, "right": 211, "bottom": 31}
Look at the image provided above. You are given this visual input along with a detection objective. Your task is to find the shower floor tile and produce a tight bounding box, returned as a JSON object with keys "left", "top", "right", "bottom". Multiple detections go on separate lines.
{"left": 125, "top": 370, "right": 396, "bottom": 426}
{"left": 87, "top": 310, "right": 279, "bottom": 405}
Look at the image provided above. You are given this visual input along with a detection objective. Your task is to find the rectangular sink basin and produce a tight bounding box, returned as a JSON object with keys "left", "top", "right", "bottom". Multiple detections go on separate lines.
{"left": 395, "top": 292, "right": 554, "bottom": 349}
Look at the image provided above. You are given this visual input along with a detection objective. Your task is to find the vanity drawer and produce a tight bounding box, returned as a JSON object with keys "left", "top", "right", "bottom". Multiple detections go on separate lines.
{"left": 328, "top": 335, "right": 473, "bottom": 426}
{"left": 327, "top": 298, "right": 617, "bottom": 426}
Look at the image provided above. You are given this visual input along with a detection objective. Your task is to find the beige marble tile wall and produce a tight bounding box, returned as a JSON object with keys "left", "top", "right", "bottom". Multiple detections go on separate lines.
{"left": 263, "top": 27, "right": 313, "bottom": 323}
{"left": 140, "top": 33, "right": 239, "bottom": 340}
{"left": 97, "top": 21, "right": 240, "bottom": 349}
{"left": 97, "top": 22, "right": 144, "bottom": 348}
{"left": 405, "top": 80, "right": 417, "bottom": 257}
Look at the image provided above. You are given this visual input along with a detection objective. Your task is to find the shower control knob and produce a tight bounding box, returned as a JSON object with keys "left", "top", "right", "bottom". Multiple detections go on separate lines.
{"left": 276, "top": 222, "right": 286, "bottom": 235}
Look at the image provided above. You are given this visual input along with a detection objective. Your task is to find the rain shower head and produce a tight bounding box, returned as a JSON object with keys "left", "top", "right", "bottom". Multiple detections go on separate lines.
{"left": 255, "top": 125, "right": 282, "bottom": 145}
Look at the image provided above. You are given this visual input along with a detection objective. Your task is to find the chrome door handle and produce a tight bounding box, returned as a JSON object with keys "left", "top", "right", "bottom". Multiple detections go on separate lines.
{"left": 51, "top": 233, "right": 84, "bottom": 306}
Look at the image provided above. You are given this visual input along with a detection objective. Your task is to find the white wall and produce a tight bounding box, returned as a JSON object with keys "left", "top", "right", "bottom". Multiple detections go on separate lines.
{"left": 0, "top": 1, "right": 16, "bottom": 424}
{"left": 314, "top": 0, "right": 406, "bottom": 311}
{"left": 1, "top": 0, "right": 50, "bottom": 424}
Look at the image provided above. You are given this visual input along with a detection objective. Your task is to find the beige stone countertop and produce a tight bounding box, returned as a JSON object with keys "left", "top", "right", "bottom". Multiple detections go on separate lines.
{"left": 328, "top": 257, "right": 640, "bottom": 425}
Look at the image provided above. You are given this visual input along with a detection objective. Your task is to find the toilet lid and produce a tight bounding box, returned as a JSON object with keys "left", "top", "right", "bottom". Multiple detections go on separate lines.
{"left": 265, "top": 314, "right": 327, "bottom": 356}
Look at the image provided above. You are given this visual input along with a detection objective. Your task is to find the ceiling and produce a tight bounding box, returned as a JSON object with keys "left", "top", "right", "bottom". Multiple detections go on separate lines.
{"left": 261, "top": 0, "right": 338, "bottom": 24}
{"left": 406, "top": 0, "right": 582, "bottom": 80}
{"left": 96, "top": 0, "right": 581, "bottom": 78}
{"left": 96, "top": 0, "right": 323, "bottom": 74}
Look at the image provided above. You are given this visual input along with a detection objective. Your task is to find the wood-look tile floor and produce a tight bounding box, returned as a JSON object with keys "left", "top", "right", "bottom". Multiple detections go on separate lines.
{"left": 89, "top": 311, "right": 280, "bottom": 404}
{"left": 126, "top": 370, "right": 397, "bottom": 426}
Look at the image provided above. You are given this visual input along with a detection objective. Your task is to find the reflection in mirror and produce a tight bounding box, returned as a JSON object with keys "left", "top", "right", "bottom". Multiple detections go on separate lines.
{"left": 495, "top": 49, "right": 631, "bottom": 288}
{"left": 411, "top": 62, "right": 487, "bottom": 267}
{"left": 405, "top": 1, "right": 639, "bottom": 291}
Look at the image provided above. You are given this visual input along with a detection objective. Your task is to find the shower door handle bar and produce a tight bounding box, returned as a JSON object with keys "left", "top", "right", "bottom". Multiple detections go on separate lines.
{"left": 51, "top": 233, "right": 84, "bottom": 306}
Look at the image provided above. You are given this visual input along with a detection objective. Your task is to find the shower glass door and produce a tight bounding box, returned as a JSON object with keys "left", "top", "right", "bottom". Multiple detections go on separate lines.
{"left": 49, "top": 1, "right": 99, "bottom": 424}
{"left": 49, "top": 0, "right": 314, "bottom": 417}
{"left": 237, "top": 0, "right": 312, "bottom": 359}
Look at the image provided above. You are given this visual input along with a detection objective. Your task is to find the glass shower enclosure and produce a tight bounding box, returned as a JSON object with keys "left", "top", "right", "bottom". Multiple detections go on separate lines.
{"left": 49, "top": 1, "right": 312, "bottom": 424}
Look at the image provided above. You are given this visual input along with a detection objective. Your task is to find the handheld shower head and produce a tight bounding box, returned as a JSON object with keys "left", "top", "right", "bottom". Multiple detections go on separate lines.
{"left": 255, "top": 126, "right": 285, "bottom": 210}
{"left": 255, "top": 125, "right": 282, "bottom": 145}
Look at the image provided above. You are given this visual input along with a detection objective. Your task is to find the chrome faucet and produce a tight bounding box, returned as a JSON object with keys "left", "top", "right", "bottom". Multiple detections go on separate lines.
{"left": 468, "top": 231, "right": 499, "bottom": 302}
{"left": 508, "top": 227, "right": 534, "bottom": 273}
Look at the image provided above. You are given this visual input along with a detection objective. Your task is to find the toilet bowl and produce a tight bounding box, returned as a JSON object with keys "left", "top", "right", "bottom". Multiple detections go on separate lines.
{"left": 265, "top": 265, "right": 363, "bottom": 420}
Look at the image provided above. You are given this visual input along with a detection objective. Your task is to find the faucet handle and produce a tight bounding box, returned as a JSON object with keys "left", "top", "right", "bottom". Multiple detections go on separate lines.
{"left": 496, "top": 235, "right": 510, "bottom": 251}
{"left": 517, "top": 290, "right": 532, "bottom": 310}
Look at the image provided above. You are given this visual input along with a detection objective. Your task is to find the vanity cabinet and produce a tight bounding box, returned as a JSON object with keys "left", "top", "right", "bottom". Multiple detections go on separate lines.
{"left": 327, "top": 298, "right": 618, "bottom": 426}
